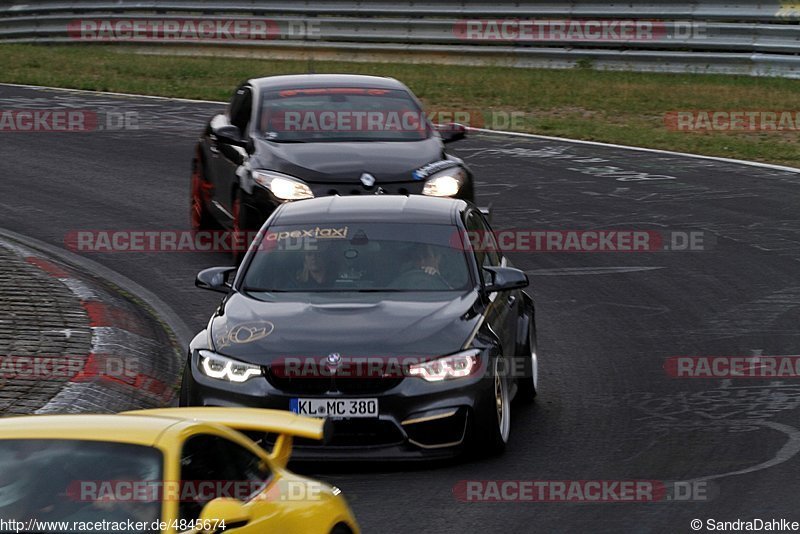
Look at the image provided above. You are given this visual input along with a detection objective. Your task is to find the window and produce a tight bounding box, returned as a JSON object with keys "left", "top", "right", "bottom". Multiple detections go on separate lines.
{"left": 0, "top": 439, "right": 162, "bottom": 528}
{"left": 257, "top": 87, "right": 430, "bottom": 142}
{"left": 242, "top": 223, "right": 471, "bottom": 293}
{"left": 465, "top": 210, "right": 501, "bottom": 277}
{"left": 178, "top": 434, "right": 271, "bottom": 521}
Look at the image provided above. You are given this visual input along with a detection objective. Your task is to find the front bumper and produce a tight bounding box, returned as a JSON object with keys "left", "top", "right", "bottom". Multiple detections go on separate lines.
{"left": 183, "top": 350, "right": 495, "bottom": 460}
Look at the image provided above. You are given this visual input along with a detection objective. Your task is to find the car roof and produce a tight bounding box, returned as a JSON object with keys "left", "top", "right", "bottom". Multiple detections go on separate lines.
{"left": 272, "top": 195, "right": 468, "bottom": 225}
{"left": 0, "top": 414, "right": 183, "bottom": 447}
{"left": 249, "top": 74, "right": 408, "bottom": 91}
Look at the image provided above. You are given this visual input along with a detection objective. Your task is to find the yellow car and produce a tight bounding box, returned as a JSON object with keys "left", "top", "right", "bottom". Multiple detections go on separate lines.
{"left": 0, "top": 407, "right": 359, "bottom": 534}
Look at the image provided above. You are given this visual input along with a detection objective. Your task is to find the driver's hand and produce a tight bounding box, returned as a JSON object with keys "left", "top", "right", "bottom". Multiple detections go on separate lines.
{"left": 421, "top": 266, "right": 440, "bottom": 276}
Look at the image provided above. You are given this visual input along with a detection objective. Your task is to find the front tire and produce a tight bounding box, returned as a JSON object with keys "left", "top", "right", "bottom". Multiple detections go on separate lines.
{"left": 178, "top": 360, "right": 192, "bottom": 406}
{"left": 468, "top": 357, "right": 511, "bottom": 457}
{"left": 190, "top": 154, "right": 217, "bottom": 233}
{"left": 516, "top": 313, "right": 539, "bottom": 402}
{"left": 231, "top": 189, "right": 258, "bottom": 264}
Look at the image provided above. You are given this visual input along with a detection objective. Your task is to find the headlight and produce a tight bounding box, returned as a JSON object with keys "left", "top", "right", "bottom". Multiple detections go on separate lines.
{"left": 252, "top": 170, "right": 314, "bottom": 201}
{"left": 422, "top": 167, "right": 466, "bottom": 197}
{"left": 199, "top": 350, "right": 262, "bottom": 383}
{"left": 408, "top": 349, "right": 480, "bottom": 382}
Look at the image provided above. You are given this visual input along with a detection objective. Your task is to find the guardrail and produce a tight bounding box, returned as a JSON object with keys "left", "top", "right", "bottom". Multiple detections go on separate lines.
{"left": 1, "top": 1, "right": 799, "bottom": 78}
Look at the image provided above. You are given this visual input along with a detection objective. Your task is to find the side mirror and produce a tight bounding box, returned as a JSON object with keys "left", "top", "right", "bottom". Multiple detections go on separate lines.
{"left": 479, "top": 205, "right": 493, "bottom": 225}
{"left": 483, "top": 266, "right": 528, "bottom": 292}
{"left": 196, "top": 266, "right": 237, "bottom": 293}
{"left": 437, "top": 123, "right": 467, "bottom": 144}
{"left": 213, "top": 124, "right": 246, "bottom": 147}
{"left": 199, "top": 498, "right": 250, "bottom": 531}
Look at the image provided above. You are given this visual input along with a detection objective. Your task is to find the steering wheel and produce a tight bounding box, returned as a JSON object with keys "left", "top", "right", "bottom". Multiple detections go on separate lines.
{"left": 390, "top": 268, "right": 452, "bottom": 290}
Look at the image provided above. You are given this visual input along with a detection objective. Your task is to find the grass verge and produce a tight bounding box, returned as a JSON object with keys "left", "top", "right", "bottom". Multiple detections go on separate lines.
{"left": 0, "top": 44, "right": 798, "bottom": 167}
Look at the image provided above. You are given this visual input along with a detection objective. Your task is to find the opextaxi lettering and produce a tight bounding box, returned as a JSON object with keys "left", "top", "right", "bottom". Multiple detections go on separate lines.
{"left": 265, "top": 227, "right": 349, "bottom": 241}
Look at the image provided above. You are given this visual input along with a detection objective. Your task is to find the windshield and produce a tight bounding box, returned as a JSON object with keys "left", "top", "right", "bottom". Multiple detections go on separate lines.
{"left": 243, "top": 223, "right": 471, "bottom": 293}
{"left": 257, "top": 87, "right": 431, "bottom": 142}
{"left": 0, "top": 439, "right": 162, "bottom": 528}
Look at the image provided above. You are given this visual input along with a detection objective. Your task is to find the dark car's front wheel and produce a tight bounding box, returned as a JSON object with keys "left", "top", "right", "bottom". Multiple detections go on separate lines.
{"left": 178, "top": 359, "right": 192, "bottom": 406}
{"left": 516, "top": 313, "right": 539, "bottom": 402}
{"left": 468, "top": 357, "right": 511, "bottom": 457}
{"left": 232, "top": 189, "right": 261, "bottom": 263}
{"left": 190, "top": 154, "right": 217, "bottom": 234}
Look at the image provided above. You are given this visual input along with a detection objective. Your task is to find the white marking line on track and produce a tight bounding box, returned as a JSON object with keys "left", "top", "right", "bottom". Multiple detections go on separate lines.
{"left": 0, "top": 82, "right": 225, "bottom": 105}
{"left": 687, "top": 421, "right": 800, "bottom": 484}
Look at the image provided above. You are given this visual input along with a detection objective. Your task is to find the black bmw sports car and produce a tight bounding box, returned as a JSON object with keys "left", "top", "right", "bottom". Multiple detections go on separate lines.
{"left": 181, "top": 195, "right": 538, "bottom": 460}
{"left": 191, "top": 74, "right": 474, "bottom": 257}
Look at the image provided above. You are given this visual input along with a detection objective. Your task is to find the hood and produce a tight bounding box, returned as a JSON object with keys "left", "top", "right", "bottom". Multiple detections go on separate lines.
{"left": 210, "top": 291, "right": 481, "bottom": 364}
{"left": 252, "top": 137, "right": 445, "bottom": 184}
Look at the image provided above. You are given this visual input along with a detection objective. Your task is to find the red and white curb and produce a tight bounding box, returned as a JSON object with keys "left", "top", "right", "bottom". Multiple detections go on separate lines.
{"left": 1, "top": 239, "right": 177, "bottom": 413}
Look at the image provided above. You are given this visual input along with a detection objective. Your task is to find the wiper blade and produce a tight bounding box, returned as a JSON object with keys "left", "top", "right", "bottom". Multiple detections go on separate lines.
{"left": 242, "top": 287, "right": 289, "bottom": 293}
{"left": 244, "top": 287, "right": 409, "bottom": 293}
{"left": 354, "top": 289, "right": 407, "bottom": 293}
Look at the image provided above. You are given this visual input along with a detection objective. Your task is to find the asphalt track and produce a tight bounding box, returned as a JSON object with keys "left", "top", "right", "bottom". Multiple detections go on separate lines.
{"left": 2, "top": 84, "right": 800, "bottom": 533}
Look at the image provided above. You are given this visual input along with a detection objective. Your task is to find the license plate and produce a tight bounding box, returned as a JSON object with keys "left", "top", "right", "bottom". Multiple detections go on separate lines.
{"left": 290, "top": 398, "right": 378, "bottom": 419}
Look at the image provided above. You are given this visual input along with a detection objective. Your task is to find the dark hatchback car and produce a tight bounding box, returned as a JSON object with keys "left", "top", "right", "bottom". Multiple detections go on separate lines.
{"left": 181, "top": 195, "right": 538, "bottom": 460}
{"left": 191, "top": 74, "right": 474, "bottom": 255}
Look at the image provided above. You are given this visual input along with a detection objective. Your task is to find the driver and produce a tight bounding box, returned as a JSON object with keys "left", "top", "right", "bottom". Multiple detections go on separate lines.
{"left": 388, "top": 244, "right": 453, "bottom": 291}
{"left": 414, "top": 244, "right": 444, "bottom": 277}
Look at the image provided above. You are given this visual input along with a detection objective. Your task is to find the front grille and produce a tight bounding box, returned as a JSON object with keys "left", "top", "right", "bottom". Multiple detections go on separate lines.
{"left": 265, "top": 368, "right": 403, "bottom": 395}
{"left": 265, "top": 370, "right": 331, "bottom": 395}
{"left": 333, "top": 376, "right": 404, "bottom": 394}
{"left": 308, "top": 181, "right": 423, "bottom": 197}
